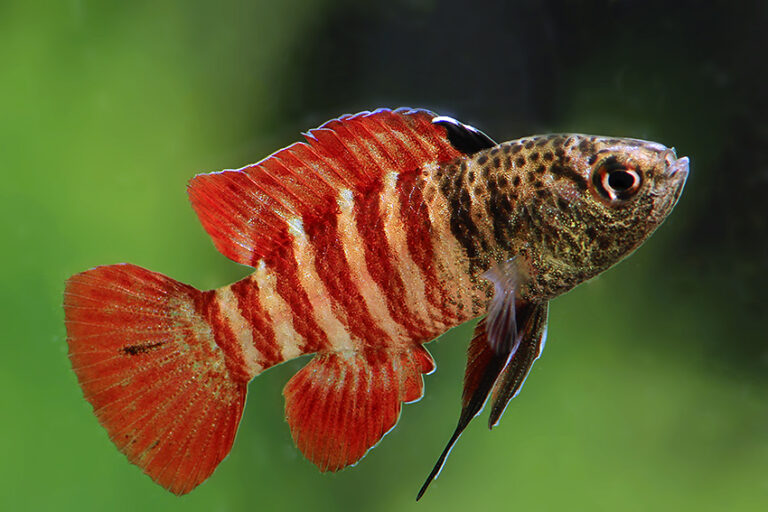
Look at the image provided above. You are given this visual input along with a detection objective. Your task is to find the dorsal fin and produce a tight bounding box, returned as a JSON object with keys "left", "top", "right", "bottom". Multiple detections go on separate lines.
{"left": 431, "top": 116, "right": 497, "bottom": 155}
{"left": 188, "top": 108, "right": 473, "bottom": 267}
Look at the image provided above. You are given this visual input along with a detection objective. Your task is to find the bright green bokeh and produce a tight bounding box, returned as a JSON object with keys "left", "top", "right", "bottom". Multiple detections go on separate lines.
{"left": 2, "top": 2, "right": 766, "bottom": 511}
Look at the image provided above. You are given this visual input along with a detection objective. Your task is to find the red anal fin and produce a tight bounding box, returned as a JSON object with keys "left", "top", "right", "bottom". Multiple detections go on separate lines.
{"left": 283, "top": 345, "right": 435, "bottom": 472}
{"left": 64, "top": 264, "right": 247, "bottom": 494}
{"left": 188, "top": 108, "right": 464, "bottom": 267}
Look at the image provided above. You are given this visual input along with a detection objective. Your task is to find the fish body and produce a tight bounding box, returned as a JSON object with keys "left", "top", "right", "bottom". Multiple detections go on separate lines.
{"left": 63, "top": 108, "right": 688, "bottom": 496}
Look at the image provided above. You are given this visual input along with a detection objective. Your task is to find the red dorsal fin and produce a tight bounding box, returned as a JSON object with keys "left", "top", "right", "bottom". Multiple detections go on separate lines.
{"left": 188, "top": 108, "right": 463, "bottom": 266}
{"left": 283, "top": 346, "right": 436, "bottom": 471}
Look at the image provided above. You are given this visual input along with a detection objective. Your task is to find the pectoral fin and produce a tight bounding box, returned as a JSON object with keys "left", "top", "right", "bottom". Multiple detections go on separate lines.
{"left": 482, "top": 257, "right": 527, "bottom": 354}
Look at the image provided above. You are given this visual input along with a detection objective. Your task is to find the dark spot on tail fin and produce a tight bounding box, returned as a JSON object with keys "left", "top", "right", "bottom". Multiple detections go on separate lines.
{"left": 122, "top": 341, "right": 164, "bottom": 356}
{"left": 432, "top": 116, "right": 497, "bottom": 155}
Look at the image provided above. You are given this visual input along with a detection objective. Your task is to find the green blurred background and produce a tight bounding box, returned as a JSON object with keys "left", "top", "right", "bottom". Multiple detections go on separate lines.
{"left": 2, "top": 1, "right": 767, "bottom": 510}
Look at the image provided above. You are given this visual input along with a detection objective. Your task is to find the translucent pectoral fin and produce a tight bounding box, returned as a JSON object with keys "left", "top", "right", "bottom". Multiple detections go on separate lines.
{"left": 482, "top": 257, "right": 527, "bottom": 354}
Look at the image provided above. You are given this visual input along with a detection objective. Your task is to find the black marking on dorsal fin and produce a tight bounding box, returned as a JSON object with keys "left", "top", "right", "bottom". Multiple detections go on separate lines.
{"left": 432, "top": 116, "right": 497, "bottom": 155}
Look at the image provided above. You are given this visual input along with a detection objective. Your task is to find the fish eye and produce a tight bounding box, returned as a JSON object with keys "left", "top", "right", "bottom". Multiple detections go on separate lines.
{"left": 593, "top": 163, "right": 642, "bottom": 201}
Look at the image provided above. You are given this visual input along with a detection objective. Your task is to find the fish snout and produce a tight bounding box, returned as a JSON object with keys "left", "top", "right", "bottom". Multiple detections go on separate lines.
{"left": 667, "top": 155, "right": 690, "bottom": 179}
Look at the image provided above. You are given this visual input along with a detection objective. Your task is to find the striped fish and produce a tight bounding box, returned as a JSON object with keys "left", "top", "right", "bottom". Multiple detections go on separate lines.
{"left": 63, "top": 108, "right": 689, "bottom": 497}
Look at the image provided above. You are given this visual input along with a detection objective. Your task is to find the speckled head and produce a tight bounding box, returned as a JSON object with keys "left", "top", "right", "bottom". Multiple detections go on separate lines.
{"left": 516, "top": 134, "right": 689, "bottom": 298}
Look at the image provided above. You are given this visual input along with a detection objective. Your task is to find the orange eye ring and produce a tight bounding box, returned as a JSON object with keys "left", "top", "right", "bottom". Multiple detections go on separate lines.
{"left": 593, "top": 163, "right": 642, "bottom": 201}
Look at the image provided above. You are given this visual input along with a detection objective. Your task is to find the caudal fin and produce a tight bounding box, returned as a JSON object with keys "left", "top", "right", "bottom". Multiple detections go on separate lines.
{"left": 64, "top": 264, "right": 248, "bottom": 494}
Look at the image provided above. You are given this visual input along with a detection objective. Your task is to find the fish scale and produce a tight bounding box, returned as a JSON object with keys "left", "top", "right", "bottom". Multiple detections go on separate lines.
{"left": 63, "top": 108, "right": 688, "bottom": 497}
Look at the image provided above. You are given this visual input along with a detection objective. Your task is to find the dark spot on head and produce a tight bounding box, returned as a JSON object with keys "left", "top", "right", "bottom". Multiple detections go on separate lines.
{"left": 460, "top": 161, "right": 467, "bottom": 172}
{"left": 597, "top": 235, "right": 612, "bottom": 250}
{"left": 477, "top": 155, "right": 488, "bottom": 165}
{"left": 557, "top": 197, "right": 569, "bottom": 211}
{"left": 543, "top": 151, "right": 554, "bottom": 162}
{"left": 493, "top": 156, "right": 501, "bottom": 168}
{"left": 536, "top": 189, "right": 548, "bottom": 198}
{"left": 535, "top": 137, "right": 548, "bottom": 147}
{"left": 585, "top": 226, "right": 597, "bottom": 239}
{"left": 482, "top": 167, "right": 489, "bottom": 179}
{"left": 515, "top": 156, "right": 526, "bottom": 167}
{"left": 550, "top": 163, "right": 588, "bottom": 191}
{"left": 530, "top": 152, "right": 540, "bottom": 162}
{"left": 513, "top": 175, "right": 521, "bottom": 187}
{"left": 468, "top": 170, "right": 475, "bottom": 182}
{"left": 527, "top": 171, "right": 535, "bottom": 183}
{"left": 524, "top": 140, "right": 534, "bottom": 149}
{"left": 578, "top": 139, "right": 595, "bottom": 154}
{"left": 491, "top": 147, "right": 499, "bottom": 156}
{"left": 511, "top": 144, "right": 523, "bottom": 154}
{"left": 555, "top": 148, "right": 566, "bottom": 158}
{"left": 503, "top": 145, "right": 512, "bottom": 154}
{"left": 498, "top": 175, "right": 508, "bottom": 188}
{"left": 535, "top": 165, "right": 546, "bottom": 174}
{"left": 474, "top": 185, "right": 483, "bottom": 195}
{"left": 505, "top": 156, "right": 512, "bottom": 168}
{"left": 588, "top": 154, "right": 598, "bottom": 165}
{"left": 600, "top": 155, "right": 622, "bottom": 170}
{"left": 533, "top": 179, "right": 544, "bottom": 189}
{"left": 460, "top": 189, "right": 471, "bottom": 208}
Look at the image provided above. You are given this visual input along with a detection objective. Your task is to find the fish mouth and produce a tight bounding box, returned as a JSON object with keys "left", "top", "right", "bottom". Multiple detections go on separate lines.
{"left": 664, "top": 155, "right": 689, "bottom": 208}
{"left": 667, "top": 155, "right": 690, "bottom": 180}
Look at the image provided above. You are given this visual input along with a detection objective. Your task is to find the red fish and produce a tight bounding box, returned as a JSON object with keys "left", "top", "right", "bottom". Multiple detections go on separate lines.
{"left": 63, "top": 108, "right": 688, "bottom": 497}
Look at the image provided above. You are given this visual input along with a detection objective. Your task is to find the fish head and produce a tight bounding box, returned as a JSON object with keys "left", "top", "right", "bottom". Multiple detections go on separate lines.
{"left": 522, "top": 135, "right": 689, "bottom": 297}
{"left": 577, "top": 136, "right": 689, "bottom": 227}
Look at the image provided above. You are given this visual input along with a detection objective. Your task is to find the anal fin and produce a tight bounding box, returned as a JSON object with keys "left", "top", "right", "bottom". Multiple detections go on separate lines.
{"left": 283, "top": 345, "right": 435, "bottom": 472}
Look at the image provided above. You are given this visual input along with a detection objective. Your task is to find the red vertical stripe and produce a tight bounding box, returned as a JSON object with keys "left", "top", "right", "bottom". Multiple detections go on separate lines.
{"left": 305, "top": 211, "right": 390, "bottom": 344}
{"left": 192, "top": 290, "right": 252, "bottom": 382}
{"left": 265, "top": 251, "right": 331, "bottom": 354}
{"left": 396, "top": 171, "right": 458, "bottom": 321}
{"left": 229, "top": 277, "right": 283, "bottom": 369}
{"left": 354, "top": 182, "right": 432, "bottom": 340}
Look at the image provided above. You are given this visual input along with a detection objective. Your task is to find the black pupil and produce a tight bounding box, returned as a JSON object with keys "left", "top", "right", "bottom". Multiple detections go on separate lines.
{"left": 607, "top": 170, "right": 635, "bottom": 191}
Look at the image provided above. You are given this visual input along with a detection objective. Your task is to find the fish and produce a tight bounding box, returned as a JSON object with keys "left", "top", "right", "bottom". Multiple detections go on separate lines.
{"left": 63, "top": 108, "right": 689, "bottom": 497}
